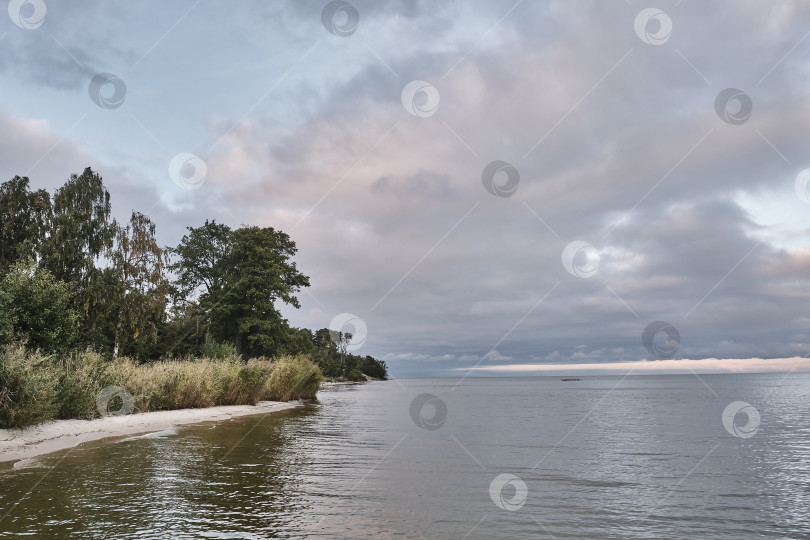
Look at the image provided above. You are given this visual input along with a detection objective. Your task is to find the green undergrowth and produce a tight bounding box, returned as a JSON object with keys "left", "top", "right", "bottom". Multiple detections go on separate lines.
{"left": 0, "top": 345, "right": 322, "bottom": 429}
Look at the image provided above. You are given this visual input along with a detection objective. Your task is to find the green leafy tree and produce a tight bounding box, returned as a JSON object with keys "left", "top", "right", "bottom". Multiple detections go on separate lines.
{"left": 40, "top": 168, "right": 117, "bottom": 351}
{"left": 283, "top": 327, "right": 318, "bottom": 356}
{"left": 41, "top": 168, "right": 115, "bottom": 285}
{"left": 0, "top": 176, "right": 51, "bottom": 273}
{"left": 0, "top": 258, "right": 78, "bottom": 352}
{"left": 165, "top": 220, "right": 232, "bottom": 355}
{"left": 168, "top": 219, "right": 231, "bottom": 306}
{"left": 111, "top": 212, "right": 168, "bottom": 358}
{"left": 78, "top": 267, "right": 120, "bottom": 354}
{"left": 211, "top": 226, "right": 310, "bottom": 358}
{"left": 361, "top": 355, "right": 388, "bottom": 380}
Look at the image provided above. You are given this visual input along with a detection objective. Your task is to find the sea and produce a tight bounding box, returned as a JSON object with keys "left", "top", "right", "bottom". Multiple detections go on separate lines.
{"left": 1, "top": 373, "right": 808, "bottom": 538}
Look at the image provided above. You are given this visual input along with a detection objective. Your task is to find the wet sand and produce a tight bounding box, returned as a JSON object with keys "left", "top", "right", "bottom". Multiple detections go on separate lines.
{"left": 0, "top": 400, "right": 306, "bottom": 468}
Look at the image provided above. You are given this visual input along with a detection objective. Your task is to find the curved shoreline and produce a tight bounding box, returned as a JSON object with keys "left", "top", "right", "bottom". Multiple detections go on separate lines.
{"left": 0, "top": 400, "right": 307, "bottom": 468}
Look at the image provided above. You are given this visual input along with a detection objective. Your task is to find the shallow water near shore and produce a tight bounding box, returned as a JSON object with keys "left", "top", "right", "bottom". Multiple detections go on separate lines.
{"left": 0, "top": 373, "right": 808, "bottom": 538}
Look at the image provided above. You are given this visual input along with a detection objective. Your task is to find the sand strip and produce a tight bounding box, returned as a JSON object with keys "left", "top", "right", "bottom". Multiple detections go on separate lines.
{"left": 0, "top": 400, "right": 306, "bottom": 467}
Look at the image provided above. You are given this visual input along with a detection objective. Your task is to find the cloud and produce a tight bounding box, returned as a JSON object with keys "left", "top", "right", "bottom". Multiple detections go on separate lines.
{"left": 191, "top": 1, "right": 810, "bottom": 377}
{"left": 4, "top": 1, "right": 810, "bottom": 377}
{"left": 481, "top": 350, "right": 511, "bottom": 362}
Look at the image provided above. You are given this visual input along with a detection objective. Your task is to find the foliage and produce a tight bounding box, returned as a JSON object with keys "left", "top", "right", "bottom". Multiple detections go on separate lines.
{"left": 77, "top": 267, "right": 120, "bottom": 354}
{"left": 55, "top": 351, "right": 111, "bottom": 419}
{"left": 168, "top": 219, "right": 231, "bottom": 305}
{"left": 0, "top": 176, "right": 51, "bottom": 274}
{"left": 41, "top": 167, "right": 115, "bottom": 285}
{"left": 0, "top": 258, "right": 78, "bottom": 352}
{"left": 111, "top": 212, "right": 168, "bottom": 357}
{"left": 201, "top": 335, "right": 238, "bottom": 360}
{"left": 266, "top": 355, "right": 323, "bottom": 401}
{"left": 210, "top": 226, "right": 311, "bottom": 358}
{"left": 0, "top": 347, "right": 323, "bottom": 429}
{"left": 0, "top": 346, "right": 59, "bottom": 429}
{"left": 295, "top": 327, "right": 388, "bottom": 380}
{"left": 0, "top": 168, "right": 389, "bottom": 389}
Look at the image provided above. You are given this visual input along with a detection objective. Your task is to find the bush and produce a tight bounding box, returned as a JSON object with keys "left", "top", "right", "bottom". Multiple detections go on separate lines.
{"left": 0, "top": 346, "right": 59, "bottom": 429}
{"left": 56, "top": 351, "right": 111, "bottom": 419}
{"left": 0, "top": 348, "right": 323, "bottom": 429}
{"left": 201, "top": 335, "right": 238, "bottom": 361}
{"left": 0, "top": 259, "right": 78, "bottom": 353}
{"left": 266, "top": 355, "right": 323, "bottom": 401}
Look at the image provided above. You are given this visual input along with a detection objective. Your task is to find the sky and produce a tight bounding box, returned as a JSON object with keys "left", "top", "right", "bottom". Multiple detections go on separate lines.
{"left": 2, "top": 0, "right": 810, "bottom": 377}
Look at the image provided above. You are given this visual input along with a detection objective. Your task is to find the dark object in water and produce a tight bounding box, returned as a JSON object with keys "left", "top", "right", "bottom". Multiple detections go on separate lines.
{"left": 561, "top": 377, "right": 581, "bottom": 381}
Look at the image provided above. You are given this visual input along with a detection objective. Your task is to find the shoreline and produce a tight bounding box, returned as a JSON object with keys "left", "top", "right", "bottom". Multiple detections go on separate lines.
{"left": 0, "top": 400, "right": 307, "bottom": 468}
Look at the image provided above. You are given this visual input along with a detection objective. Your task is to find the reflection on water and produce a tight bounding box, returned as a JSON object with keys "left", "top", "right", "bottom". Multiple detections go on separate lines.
{"left": 1, "top": 374, "right": 809, "bottom": 539}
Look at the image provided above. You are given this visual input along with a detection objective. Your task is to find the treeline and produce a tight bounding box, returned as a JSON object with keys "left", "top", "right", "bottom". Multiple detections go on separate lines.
{"left": 0, "top": 168, "right": 387, "bottom": 381}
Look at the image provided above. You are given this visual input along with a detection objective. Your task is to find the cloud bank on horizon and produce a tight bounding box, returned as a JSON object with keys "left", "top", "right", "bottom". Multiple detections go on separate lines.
{"left": 2, "top": 0, "right": 810, "bottom": 377}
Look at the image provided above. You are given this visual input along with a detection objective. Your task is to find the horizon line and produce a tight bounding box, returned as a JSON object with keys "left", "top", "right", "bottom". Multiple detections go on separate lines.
{"left": 445, "top": 356, "right": 810, "bottom": 375}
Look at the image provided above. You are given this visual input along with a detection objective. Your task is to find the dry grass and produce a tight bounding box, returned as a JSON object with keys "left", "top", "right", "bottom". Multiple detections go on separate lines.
{"left": 0, "top": 346, "right": 323, "bottom": 429}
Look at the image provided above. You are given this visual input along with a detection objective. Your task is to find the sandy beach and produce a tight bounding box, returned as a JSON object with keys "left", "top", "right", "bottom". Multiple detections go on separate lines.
{"left": 0, "top": 400, "right": 306, "bottom": 468}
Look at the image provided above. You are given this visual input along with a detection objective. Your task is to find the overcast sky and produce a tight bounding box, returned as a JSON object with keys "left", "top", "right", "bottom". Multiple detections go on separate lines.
{"left": 2, "top": 1, "right": 810, "bottom": 377}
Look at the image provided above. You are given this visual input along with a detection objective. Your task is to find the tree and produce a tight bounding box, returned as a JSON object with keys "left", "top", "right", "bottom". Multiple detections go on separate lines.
{"left": 78, "top": 267, "right": 120, "bottom": 355}
{"left": 111, "top": 212, "right": 168, "bottom": 358}
{"left": 0, "top": 176, "right": 51, "bottom": 273}
{"left": 0, "top": 258, "right": 78, "bottom": 352}
{"left": 314, "top": 328, "right": 336, "bottom": 352}
{"left": 361, "top": 355, "right": 388, "bottom": 380}
{"left": 283, "top": 327, "right": 317, "bottom": 356}
{"left": 168, "top": 219, "right": 231, "bottom": 306}
{"left": 211, "top": 226, "right": 310, "bottom": 358}
{"left": 41, "top": 167, "right": 115, "bottom": 285}
{"left": 332, "top": 331, "right": 352, "bottom": 373}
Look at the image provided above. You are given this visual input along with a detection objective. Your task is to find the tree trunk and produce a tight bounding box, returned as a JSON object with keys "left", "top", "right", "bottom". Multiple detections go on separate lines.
{"left": 113, "top": 304, "right": 124, "bottom": 358}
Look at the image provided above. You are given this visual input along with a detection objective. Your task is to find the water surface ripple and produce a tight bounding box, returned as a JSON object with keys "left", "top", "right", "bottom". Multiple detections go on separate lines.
{"left": 1, "top": 374, "right": 808, "bottom": 538}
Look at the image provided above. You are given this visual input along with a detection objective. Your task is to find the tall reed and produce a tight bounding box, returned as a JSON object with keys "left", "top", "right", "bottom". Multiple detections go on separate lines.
{"left": 0, "top": 346, "right": 323, "bottom": 429}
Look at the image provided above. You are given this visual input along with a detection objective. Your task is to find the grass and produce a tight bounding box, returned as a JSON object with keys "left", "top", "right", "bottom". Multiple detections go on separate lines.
{"left": 0, "top": 345, "right": 323, "bottom": 429}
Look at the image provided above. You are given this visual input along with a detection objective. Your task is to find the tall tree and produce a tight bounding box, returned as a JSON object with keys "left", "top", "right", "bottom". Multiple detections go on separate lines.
{"left": 41, "top": 167, "right": 115, "bottom": 285}
{"left": 211, "top": 226, "right": 310, "bottom": 358}
{"left": 111, "top": 212, "right": 168, "bottom": 357}
{"left": 168, "top": 219, "right": 231, "bottom": 306}
{"left": 0, "top": 176, "right": 51, "bottom": 273}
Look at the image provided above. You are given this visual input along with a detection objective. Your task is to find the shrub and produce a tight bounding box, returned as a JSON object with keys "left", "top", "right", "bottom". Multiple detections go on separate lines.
{"left": 0, "top": 349, "right": 323, "bottom": 429}
{"left": 266, "top": 355, "right": 323, "bottom": 401}
{"left": 0, "top": 259, "right": 78, "bottom": 353}
{"left": 55, "top": 351, "right": 111, "bottom": 419}
{"left": 0, "top": 346, "right": 59, "bottom": 428}
{"left": 201, "top": 335, "right": 238, "bottom": 361}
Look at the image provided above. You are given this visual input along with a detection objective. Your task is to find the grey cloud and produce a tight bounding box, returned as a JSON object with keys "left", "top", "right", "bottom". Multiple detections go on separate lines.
{"left": 6, "top": 1, "right": 810, "bottom": 377}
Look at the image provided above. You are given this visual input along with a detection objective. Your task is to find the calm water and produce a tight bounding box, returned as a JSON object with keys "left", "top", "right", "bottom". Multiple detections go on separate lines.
{"left": 1, "top": 374, "right": 808, "bottom": 539}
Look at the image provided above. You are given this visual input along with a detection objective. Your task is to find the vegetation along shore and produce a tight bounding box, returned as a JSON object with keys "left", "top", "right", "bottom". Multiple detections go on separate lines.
{"left": 0, "top": 168, "right": 387, "bottom": 431}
